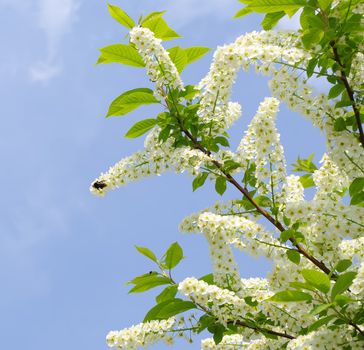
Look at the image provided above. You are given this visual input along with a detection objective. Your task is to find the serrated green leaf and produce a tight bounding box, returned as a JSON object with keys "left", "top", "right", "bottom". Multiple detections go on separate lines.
{"left": 106, "top": 88, "right": 159, "bottom": 117}
{"left": 289, "top": 281, "right": 317, "bottom": 292}
{"left": 318, "top": 0, "right": 332, "bottom": 10}
{"left": 199, "top": 273, "right": 214, "bottom": 285}
{"left": 254, "top": 195, "right": 272, "bottom": 207}
{"left": 156, "top": 285, "right": 178, "bottom": 304}
{"left": 331, "top": 272, "right": 357, "bottom": 299}
{"left": 184, "top": 46, "right": 211, "bottom": 64}
{"left": 129, "top": 274, "right": 171, "bottom": 293}
{"left": 261, "top": 11, "right": 285, "bottom": 30}
{"left": 97, "top": 44, "right": 145, "bottom": 67}
{"left": 135, "top": 246, "right": 158, "bottom": 263}
{"left": 335, "top": 259, "right": 352, "bottom": 273}
{"left": 302, "top": 269, "right": 331, "bottom": 294}
{"left": 333, "top": 117, "right": 346, "bottom": 131}
{"left": 144, "top": 298, "right": 196, "bottom": 321}
{"left": 167, "top": 46, "right": 188, "bottom": 73}
{"left": 142, "top": 16, "right": 181, "bottom": 41}
{"left": 286, "top": 249, "right": 301, "bottom": 265}
{"left": 309, "top": 303, "right": 333, "bottom": 315}
{"left": 215, "top": 177, "right": 227, "bottom": 196}
{"left": 163, "top": 242, "right": 183, "bottom": 270}
{"left": 141, "top": 11, "right": 166, "bottom": 24}
{"left": 270, "top": 290, "right": 312, "bottom": 302}
{"left": 246, "top": 0, "right": 306, "bottom": 14}
{"left": 349, "top": 178, "right": 364, "bottom": 196}
{"left": 234, "top": 7, "right": 253, "bottom": 18}
{"left": 302, "top": 29, "right": 324, "bottom": 49}
{"left": 107, "top": 4, "right": 135, "bottom": 29}
{"left": 351, "top": 192, "right": 364, "bottom": 205}
{"left": 307, "top": 315, "right": 336, "bottom": 333}
{"left": 193, "top": 172, "right": 209, "bottom": 192}
{"left": 328, "top": 84, "right": 345, "bottom": 99}
{"left": 125, "top": 119, "right": 157, "bottom": 138}
{"left": 299, "top": 174, "right": 315, "bottom": 188}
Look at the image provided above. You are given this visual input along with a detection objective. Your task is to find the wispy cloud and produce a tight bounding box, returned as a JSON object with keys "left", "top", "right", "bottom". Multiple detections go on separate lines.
{"left": 29, "top": 0, "right": 80, "bottom": 83}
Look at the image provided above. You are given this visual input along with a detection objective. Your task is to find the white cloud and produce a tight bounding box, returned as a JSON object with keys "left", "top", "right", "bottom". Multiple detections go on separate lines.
{"left": 29, "top": 61, "right": 62, "bottom": 82}
{"left": 29, "top": 0, "right": 80, "bottom": 83}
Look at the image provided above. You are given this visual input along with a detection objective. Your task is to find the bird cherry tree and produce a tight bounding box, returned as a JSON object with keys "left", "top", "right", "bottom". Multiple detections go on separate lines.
{"left": 91, "top": 1, "right": 364, "bottom": 349}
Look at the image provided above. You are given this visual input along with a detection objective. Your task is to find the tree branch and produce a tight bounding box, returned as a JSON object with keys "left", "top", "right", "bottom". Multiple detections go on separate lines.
{"left": 330, "top": 41, "right": 364, "bottom": 149}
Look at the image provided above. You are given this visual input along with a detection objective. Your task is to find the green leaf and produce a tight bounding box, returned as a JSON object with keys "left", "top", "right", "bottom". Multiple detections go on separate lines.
{"left": 331, "top": 272, "right": 357, "bottom": 300}
{"left": 141, "top": 11, "right": 166, "bottom": 24}
{"left": 128, "top": 274, "right": 171, "bottom": 293}
{"left": 254, "top": 195, "right": 272, "bottom": 207}
{"left": 163, "top": 242, "right": 183, "bottom": 270}
{"left": 328, "top": 84, "right": 345, "bottom": 99}
{"left": 215, "top": 177, "right": 227, "bottom": 196}
{"left": 106, "top": 88, "right": 159, "bottom": 117}
{"left": 334, "top": 259, "right": 352, "bottom": 273}
{"left": 318, "top": 0, "right": 332, "bottom": 10}
{"left": 193, "top": 172, "right": 209, "bottom": 191}
{"left": 199, "top": 273, "right": 214, "bottom": 285}
{"left": 167, "top": 46, "right": 188, "bottom": 73}
{"left": 246, "top": 0, "right": 306, "bottom": 14}
{"left": 334, "top": 294, "right": 355, "bottom": 307}
{"left": 302, "top": 29, "right": 324, "bottom": 49}
{"left": 349, "top": 178, "right": 364, "bottom": 196}
{"left": 270, "top": 290, "right": 312, "bottom": 302}
{"left": 184, "top": 47, "right": 211, "bottom": 64}
{"left": 142, "top": 16, "right": 181, "bottom": 41}
{"left": 107, "top": 4, "right": 135, "bottom": 29}
{"left": 181, "top": 85, "right": 199, "bottom": 100}
{"left": 309, "top": 303, "right": 333, "bottom": 316}
{"left": 299, "top": 174, "right": 315, "bottom": 188}
{"left": 244, "top": 296, "right": 259, "bottom": 307}
{"left": 289, "top": 281, "right": 317, "bottom": 292}
{"left": 333, "top": 117, "right": 347, "bottom": 131}
{"left": 97, "top": 44, "right": 145, "bottom": 67}
{"left": 302, "top": 269, "right": 331, "bottom": 294}
{"left": 135, "top": 246, "right": 158, "bottom": 263}
{"left": 125, "top": 119, "right": 157, "bottom": 138}
{"left": 307, "top": 315, "right": 336, "bottom": 333}
{"left": 351, "top": 192, "right": 364, "bottom": 205}
{"left": 286, "top": 249, "right": 301, "bottom": 265}
{"left": 261, "top": 11, "right": 285, "bottom": 30}
{"left": 156, "top": 285, "right": 178, "bottom": 304}
{"left": 144, "top": 298, "right": 196, "bottom": 321}
{"left": 234, "top": 7, "right": 253, "bottom": 18}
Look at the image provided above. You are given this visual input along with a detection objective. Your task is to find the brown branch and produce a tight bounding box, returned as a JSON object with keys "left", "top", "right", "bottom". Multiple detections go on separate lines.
{"left": 330, "top": 41, "right": 364, "bottom": 149}
{"left": 235, "top": 320, "right": 295, "bottom": 340}
{"left": 180, "top": 127, "right": 332, "bottom": 275}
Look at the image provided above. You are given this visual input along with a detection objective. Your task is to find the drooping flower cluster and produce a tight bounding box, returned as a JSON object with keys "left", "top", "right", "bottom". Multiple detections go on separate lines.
{"left": 130, "top": 27, "right": 183, "bottom": 97}
{"left": 237, "top": 97, "right": 286, "bottom": 194}
{"left": 106, "top": 318, "right": 176, "bottom": 349}
{"left": 94, "top": 14, "right": 364, "bottom": 350}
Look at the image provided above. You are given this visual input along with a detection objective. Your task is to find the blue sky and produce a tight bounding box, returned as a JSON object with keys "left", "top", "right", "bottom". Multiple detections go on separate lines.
{"left": 0, "top": 1, "right": 325, "bottom": 349}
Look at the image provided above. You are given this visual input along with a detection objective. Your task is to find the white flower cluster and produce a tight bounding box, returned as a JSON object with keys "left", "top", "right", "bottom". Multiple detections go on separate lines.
{"left": 129, "top": 27, "right": 183, "bottom": 97}
{"left": 313, "top": 153, "right": 348, "bottom": 202}
{"left": 91, "top": 128, "right": 210, "bottom": 196}
{"left": 287, "top": 326, "right": 363, "bottom": 350}
{"left": 106, "top": 318, "right": 176, "bottom": 349}
{"left": 237, "top": 97, "right": 286, "bottom": 194}
{"left": 197, "top": 43, "right": 243, "bottom": 134}
{"left": 202, "top": 336, "right": 285, "bottom": 350}
{"left": 268, "top": 67, "right": 364, "bottom": 180}
{"left": 279, "top": 175, "right": 304, "bottom": 205}
{"left": 351, "top": 261, "right": 364, "bottom": 298}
